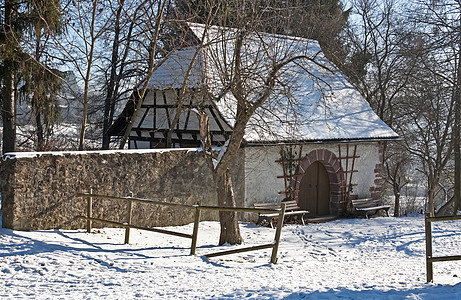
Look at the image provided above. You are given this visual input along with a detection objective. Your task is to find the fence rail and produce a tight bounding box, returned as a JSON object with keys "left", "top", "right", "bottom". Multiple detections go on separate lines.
{"left": 424, "top": 212, "right": 461, "bottom": 282}
{"left": 76, "top": 192, "right": 286, "bottom": 264}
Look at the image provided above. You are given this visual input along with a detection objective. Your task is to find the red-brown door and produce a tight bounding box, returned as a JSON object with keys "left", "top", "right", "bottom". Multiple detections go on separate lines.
{"left": 298, "top": 161, "right": 330, "bottom": 216}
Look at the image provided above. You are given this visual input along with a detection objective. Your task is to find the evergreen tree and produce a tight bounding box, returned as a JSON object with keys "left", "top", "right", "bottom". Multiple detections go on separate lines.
{"left": 0, "top": 0, "right": 62, "bottom": 152}
{"left": 1, "top": 0, "right": 22, "bottom": 153}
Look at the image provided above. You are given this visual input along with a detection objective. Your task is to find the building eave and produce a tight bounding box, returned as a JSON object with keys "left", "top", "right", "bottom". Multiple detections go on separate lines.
{"left": 242, "top": 136, "right": 400, "bottom": 147}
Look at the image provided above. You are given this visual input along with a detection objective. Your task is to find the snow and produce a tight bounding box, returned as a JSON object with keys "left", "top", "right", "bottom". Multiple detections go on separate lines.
{"left": 1, "top": 214, "right": 461, "bottom": 299}
{"left": 191, "top": 23, "right": 398, "bottom": 143}
{"left": 213, "top": 139, "right": 229, "bottom": 169}
{"left": 148, "top": 23, "right": 398, "bottom": 143}
{"left": 148, "top": 47, "right": 206, "bottom": 90}
{"left": 2, "top": 147, "right": 201, "bottom": 159}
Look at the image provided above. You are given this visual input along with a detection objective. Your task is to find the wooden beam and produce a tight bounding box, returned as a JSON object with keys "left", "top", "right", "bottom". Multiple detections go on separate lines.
{"left": 77, "top": 216, "right": 193, "bottom": 239}
{"left": 124, "top": 197, "right": 133, "bottom": 244}
{"left": 140, "top": 104, "right": 214, "bottom": 109}
{"left": 76, "top": 193, "right": 283, "bottom": 214}
{"left": 130, "top": 128, "right": 231, "bottom": 135}
{"left": 190, "top": 207, "right": 201, "bottom": 255}
{"left": 271, "top": 203, "right": 286, "bottom": 264}
{"left": 427, "top": 215, "right": 461, "bottom": 222}
{"left": 425, "top": 212, "right": 433, "bottom": 282}
{"left": 86, "top": 188, "right": 93, "bottom": 233}
{"left": 138, "top": 106, "right": 150, "bottom": 129}
{"left": 205, "top": 243, "right": 275, "bottom": 259}
{"left": 427, "top": 255, "right": 461, "bottom": 263}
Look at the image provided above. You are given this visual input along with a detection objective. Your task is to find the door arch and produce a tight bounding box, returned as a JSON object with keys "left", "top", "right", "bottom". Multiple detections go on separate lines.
{"left": 298, "top": 161, "right": 330, "bottom": 216}
{"left": 292, "top": 149, "right": 343, "bottom": 216}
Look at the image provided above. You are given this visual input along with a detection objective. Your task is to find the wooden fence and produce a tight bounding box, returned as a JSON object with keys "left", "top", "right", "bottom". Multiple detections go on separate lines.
{"left": 425, "top": 212, "right": 461, "bottom": 282}
{"left": 76, "top": 192, "right": 286, "bottom": 264}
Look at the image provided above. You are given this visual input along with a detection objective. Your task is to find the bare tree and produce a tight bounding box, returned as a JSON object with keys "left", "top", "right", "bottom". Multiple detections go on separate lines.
{"left": 343, "top": 0, "right": 426, "bottom": 215}
{"left": 346, "top": 0, "right": 420, "bottom": 126}
{"left": 398, "top": 61, "right": 455, "bottom": 216}
{"left": 101, "top": 0, "right": 129, "bottom": 149}
{"left": 118, "top": 0, "right": 171, "bottom": 149}
{"left": 406, "top": 0, "right": 461, "bottom": 215}
{"left": 52, "top": 0, "right": 114, "bottom": 150}
{"left": 110, "top": 0, "right": 349, "bottom": 244}
{"left": 100, "top": 0, "right": 147, "bottom": 149}
{"left": 184, "top": 0, "right": 342, "bottom": 244}
{"left": 384, "top": 142, "right": 411, "bottom": 216}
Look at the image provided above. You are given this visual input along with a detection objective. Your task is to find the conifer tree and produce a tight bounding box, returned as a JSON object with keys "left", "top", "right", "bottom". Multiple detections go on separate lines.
{"left": 0, "top": 0, "right": 62, "bottom": 152}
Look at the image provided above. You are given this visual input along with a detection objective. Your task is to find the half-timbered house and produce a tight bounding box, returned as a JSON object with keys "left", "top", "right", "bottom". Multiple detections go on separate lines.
{"left": 107, "top": 24, "right": 398, "bottom": 219}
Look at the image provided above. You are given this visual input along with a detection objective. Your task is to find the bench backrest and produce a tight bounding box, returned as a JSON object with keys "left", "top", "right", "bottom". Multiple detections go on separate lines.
{"left": 253, "top": 202, "right": 280, "bottom": 210}
{"left": 284, "top": 200, "right": 301, "bottom": 211}
{"left": 351, "top": 198, "right": 382, "bottom": 208}
{"left": 253, "top": 200, "right": 300, "bottom": 211}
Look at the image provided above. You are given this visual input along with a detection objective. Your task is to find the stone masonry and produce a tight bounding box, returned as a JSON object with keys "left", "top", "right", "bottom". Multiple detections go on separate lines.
{"left": 0, "top": 149, "right": 244, "bottom": 230}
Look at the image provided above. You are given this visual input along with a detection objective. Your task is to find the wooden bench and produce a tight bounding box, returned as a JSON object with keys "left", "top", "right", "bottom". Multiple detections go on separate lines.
{"left": 351, "top": 198, "right": 391, "bottom": 218}
{"left": 253, "top": 200, "right": 309, "bottom": 228}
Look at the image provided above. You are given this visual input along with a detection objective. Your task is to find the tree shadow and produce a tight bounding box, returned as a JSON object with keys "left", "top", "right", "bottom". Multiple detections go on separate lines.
{"left": 0, "top": 227, "right": 193, "bottom": 265}
{"left": 282, "top": 283, "right": 461, "bottom": 299}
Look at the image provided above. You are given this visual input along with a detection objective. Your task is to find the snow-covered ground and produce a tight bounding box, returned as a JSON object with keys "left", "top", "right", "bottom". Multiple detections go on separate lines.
{"left": 1, "top": 214, "right": 460, "bottom": 299}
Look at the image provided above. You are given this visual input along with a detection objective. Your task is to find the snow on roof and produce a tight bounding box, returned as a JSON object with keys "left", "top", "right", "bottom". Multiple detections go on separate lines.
{"left": 149, "top": 23, "right": 398, "bottom": 143}
{"left": 148, "top": 47, "right": 206, "bottom": 90}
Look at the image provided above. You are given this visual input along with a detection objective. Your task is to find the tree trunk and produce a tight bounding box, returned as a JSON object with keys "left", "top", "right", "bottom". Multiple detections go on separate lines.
{"left": 35, "top": 110, "right": 45, "bottom": 151}
{"left": 454, "top": 17, "right": 461, "bottom": 215}
{"left": 102, "top": 0, "right": 124, "bottom": 150}
{"left": 119, "top": 0, "right": 168, "bottom": 149}
{"left": 2, "top": 66, "right": 16, "bottom": 153}
{"left": 427, "top": 187, "right": 436, "bottom": 217}
{"left": 436, "top": 196, "right": 455, "bottom": 217}
{"left": 102, "top": 76, "right": 117, "bottom": 149}
{"left": 454, "top": 92, "right": 460, "bottom": 214}
{"left": 2, "top": 1, "right": 18, "bottom": 154}
{"left": 214, "top": 168, "right": 243, "bottom": 245}
{"left": 393, "top": 184, "right": 400, "bottom": 217}
{"left": 78, "top": 1, "right": 97, "bottom": 151}
{"left": 79, "top": 88, "right": 89, "bottom": 151}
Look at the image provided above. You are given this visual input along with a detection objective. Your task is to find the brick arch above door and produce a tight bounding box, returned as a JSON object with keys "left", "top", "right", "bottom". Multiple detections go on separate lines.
{"left": 293, "top": 149, "right": 343, "bottom": 215}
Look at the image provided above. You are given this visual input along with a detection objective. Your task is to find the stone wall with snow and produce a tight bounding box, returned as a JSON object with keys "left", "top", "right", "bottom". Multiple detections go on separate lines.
{"left": 0, "top": 149, "right": 245, "bottom": 230}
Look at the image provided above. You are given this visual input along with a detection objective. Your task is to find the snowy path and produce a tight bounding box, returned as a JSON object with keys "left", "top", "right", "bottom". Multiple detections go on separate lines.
{"left": 1, "top": 216, "right": 460, "bottom": 299}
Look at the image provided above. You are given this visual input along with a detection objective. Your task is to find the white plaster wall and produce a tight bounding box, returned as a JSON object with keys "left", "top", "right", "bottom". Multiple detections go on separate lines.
{"left": 244, "top": 146, "right": 286, "bottom": 206}
{"left": 351, "top": 142, "right": 382, "bottom": 197}
{"left": 244, "top": 142, "right": 382, "bottom": 208}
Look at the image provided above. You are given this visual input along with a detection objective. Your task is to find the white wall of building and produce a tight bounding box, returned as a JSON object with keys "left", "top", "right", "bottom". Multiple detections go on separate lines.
{"left": 243, "top": 142, "right": 383, "bottom": 209}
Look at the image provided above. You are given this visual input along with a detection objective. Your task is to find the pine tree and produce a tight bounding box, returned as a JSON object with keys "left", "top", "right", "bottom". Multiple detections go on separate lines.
{"left": 0, "top": 0, "right": 62, "bottom": 152}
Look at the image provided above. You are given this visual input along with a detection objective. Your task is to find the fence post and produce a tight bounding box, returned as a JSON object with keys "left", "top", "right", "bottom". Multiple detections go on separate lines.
{"left": 190, "top": 206, "right": 201, "bottom": 255}
{"left": 425, "top": 212, "right": 433, "bottom": 282}
{"left": 125, "top": 192, "right": 133, "bottom": 244}
{"left": 271, "top": 202, "right": 286, "bottom": 264}
{"left": 86, "top": 188, "right": 93, "bottom": 233}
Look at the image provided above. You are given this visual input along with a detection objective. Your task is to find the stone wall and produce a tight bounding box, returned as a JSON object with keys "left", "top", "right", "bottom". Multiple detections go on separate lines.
{"left": 0, "top": 149, "right": 245, "bottom": 230}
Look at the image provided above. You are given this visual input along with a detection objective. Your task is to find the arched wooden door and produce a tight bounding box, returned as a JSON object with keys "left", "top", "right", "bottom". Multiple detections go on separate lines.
{"left": 298, "top": 161, "right": 330, "bottom": 216}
